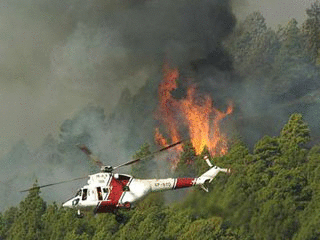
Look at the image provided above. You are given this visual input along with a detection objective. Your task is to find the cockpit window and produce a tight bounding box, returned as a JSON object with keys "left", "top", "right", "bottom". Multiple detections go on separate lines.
{"left": 75, "top": 189, "right": 82, "bottom": 197}
{"left": 97, "top": 187, "right": 102, "bottom": 201}
{"left": 82, "top": 189, "right": 88, "bottom": 201}
{"left": 72, "top": 198, "right": 79, "bottom": 206}
{"left": 103, "top": 188, "right": 108, "bottom": 193}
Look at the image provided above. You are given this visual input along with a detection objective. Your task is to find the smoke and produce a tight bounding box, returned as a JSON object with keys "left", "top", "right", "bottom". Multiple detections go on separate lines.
{"left": 0, "top": 0, "right": 244, "bottom": 211}
{"left": 0, "top": 0, "right": 158, "bottom": 155}
{"left": 3, "top": 0, "right": 317, "bottom": 212}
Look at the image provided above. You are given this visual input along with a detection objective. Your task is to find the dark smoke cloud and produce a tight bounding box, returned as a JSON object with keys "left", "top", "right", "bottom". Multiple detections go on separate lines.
{"left": 108, "top": 0, "right": 236, "bottom": 67}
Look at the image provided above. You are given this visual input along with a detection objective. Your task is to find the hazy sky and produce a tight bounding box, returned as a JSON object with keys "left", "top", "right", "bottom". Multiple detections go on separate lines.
{"left": 0, "top": 0, "right": 316, "bottom": 160}
{"left": 235, "top": 0, "right": 315, "bottom": 28}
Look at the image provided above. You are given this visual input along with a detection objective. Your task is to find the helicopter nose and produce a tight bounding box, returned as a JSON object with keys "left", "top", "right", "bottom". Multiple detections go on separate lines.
{"left": 62, "top": 199, "right": 73, "bottom": 208}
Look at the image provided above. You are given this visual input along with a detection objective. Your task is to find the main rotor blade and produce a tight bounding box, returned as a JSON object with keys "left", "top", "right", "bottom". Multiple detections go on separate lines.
{"left": 78, "top": 144, "right": 104, "bottom": 168}
{"left": 113, "top": 140, "right": 184, "bottom": 170}
{"left": 19, "top": 176, "right": 88, "bottom": 193}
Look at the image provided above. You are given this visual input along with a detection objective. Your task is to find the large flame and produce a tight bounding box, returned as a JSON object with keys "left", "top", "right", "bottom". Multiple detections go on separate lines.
{"left": 155, "top": 62, "right": 233, "bottom": 168}
{"left": 156, "top": 63, "right": 181, "bottom": 145}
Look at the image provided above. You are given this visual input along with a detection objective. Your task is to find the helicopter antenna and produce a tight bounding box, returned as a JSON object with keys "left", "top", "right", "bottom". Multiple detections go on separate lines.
{"left": 112, "top": 140, "right": 184, "bottom": 171}
{"left": 19, "top": 176, "right": 88, "bottom": 193}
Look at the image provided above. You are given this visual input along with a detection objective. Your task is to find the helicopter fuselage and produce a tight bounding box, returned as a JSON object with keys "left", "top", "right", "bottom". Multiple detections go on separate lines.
{"left": 62, "top": 165, "right": 229, "bottom": 213}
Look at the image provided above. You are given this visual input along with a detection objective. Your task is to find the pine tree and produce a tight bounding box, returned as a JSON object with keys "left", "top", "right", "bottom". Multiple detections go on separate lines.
{"left": 115, "top": 193, "right": 165, "bottom": 240}
{"left": 228, "top": 11, "right": 269, "bottom": 77}
{"left": 277, "top": 113, "right": 310, "bottom": 169}
{"left": 91, "top": 214, "right": 119, "bottom": 240}
{"left": 162, "top": 207, "right": 193, "bottom": 239}
{"left": 271, "top": 19, "right": 307, "bottom": 96}
{"left": 0, "top": 212, "right": 4, "bottom": 239}
{"left": 65, "top": 230, "right": 90, "bottom": 240}
{"left": 294, "top": 145, "right": 320, "bottom": 239}
{"left": 43, "top": 206, "right": 95, "bottom": 240}
{"left": 279, "top": 113, "right": 310, "bottom": 163}
{"left": 7, "top": 182, "right": 46, "bottom": 240}
{"left": 41, "top": 203, "right": 60, "bottom": 239}
{"left": 254, "top": 135, "right": 280, "bottom": 167}
{"left": 1, "top": 207, "right": 18, "bottom": 239}
{"left": 175, "top": 141, "right": 197, "bottom": 177}
{"left": 131, "top": 142, "right": 153, "bottom": 178}
{"left": 280, "top": 19, "right": 303, "bottom": 57}
{"left": 179, "top": 217, "right": 238, "bottom": 239}
{"left": 302, "top": 0, "right": 320, "bottom": 64}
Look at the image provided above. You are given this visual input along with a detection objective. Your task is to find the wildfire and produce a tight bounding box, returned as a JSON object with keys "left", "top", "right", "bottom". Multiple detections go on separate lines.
{"left": 156, "top": 63, "right": 181, "bottom": 145}
{"left": 155, "top": 62, "right": 233, "bottom": 168}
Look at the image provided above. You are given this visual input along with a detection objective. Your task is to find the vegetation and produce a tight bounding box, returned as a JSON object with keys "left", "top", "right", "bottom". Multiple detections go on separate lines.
{"left": 1, "top": 113, "right": 319, "bottom": 239}
{"left": 225, "top": 2, "right": 320, "bottom": 105}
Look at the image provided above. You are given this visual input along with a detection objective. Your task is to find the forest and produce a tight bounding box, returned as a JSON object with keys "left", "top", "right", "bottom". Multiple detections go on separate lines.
{"left": 1, "top": 113, "right": 319, "bottom": 240}
{"left": 2, "top": 1, "right": 320, "bottom": 239}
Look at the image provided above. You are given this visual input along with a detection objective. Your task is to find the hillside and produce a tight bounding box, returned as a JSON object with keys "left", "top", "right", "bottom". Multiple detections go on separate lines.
{"left": 1, "top": 113, "right": 320, "bottom": 239}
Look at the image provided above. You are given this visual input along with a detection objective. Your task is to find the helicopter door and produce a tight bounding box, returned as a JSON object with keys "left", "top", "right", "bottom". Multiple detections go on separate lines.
{"left": 97, "top": 187, "right": 103, "bottom": 201}
{"left": 82, "top": 189, "right": 88, "bottom": 201}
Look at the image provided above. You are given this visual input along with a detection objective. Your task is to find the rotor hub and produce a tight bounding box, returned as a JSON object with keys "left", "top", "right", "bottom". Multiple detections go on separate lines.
{"left": 101, "top": 166, "right": 113, "bottom": 173}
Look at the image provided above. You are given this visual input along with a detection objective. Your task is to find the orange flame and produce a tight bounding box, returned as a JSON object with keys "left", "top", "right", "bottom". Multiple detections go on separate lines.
{"left": 155, "top": 63, "right": 182, "bottom": 146}
{"left": 180, "top": 86, "right": 213, "bottom": 155}
{"left": 154, "top": 127, "right": 168, "bottom": 146}
{"left": 155, "top": 62, "right": 233, "bottom": 167}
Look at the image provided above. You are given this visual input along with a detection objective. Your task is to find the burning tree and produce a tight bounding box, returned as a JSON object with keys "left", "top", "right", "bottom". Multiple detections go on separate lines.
{"left": 155, "top": 62, "right": 233, "bottom": 169}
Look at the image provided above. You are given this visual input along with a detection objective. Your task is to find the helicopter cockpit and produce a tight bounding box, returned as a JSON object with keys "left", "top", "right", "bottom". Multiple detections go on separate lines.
{"left": 75, "top": 189, "right": 82, "bottom": 197}
{"left": 63, "top": 186, "right": 109, "bottom": 208}
{"left": 62, "top": 172, "right": 132, "bottom": 209}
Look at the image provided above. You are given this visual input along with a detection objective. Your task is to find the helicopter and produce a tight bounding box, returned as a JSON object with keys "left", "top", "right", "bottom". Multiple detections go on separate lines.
{"left": 20, "top": 141, "right": 230, "bottom": 219}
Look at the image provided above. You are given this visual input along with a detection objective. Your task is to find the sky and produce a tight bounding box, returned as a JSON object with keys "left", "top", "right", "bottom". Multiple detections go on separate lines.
{"left": 0, "top": 0, "right": 316, "bottom": 161}
{"left": 235, "top": 0, "right": 315, "bottom": 28}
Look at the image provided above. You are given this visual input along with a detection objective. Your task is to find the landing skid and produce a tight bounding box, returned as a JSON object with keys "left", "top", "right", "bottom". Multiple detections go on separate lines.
{"left": 76, "top": 209, "right": 84, "bottom": 218}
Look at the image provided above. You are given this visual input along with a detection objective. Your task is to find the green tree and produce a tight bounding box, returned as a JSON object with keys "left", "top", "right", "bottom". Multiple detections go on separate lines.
{"left": 41, "top": 203, "right": 59, "bottom": 239}
{"left": 251, "top": 198, "right": 298, "bottom": 240}
{"left": 6, "top": 182, "right": 46, "bottom": 240}
{"left": 277, "top": 113, "right": 310, "bottom": 168}
{"left": 0, "top": 207, "right": 18, "bottom": 239}
{"left": 294, "top": 192, "right": 320, "bottom": 240}
{"left": 270, "top": 19, "right": 308, "bottom": 96}
{"left": 280, "top": 113, "right": 310, "bottom": 147}
{"left": 91, "top": 214, "right": 119, "bottom": 240}
{"left": 131, "top": 142, "right": 153, "bottom": 178}
{"left": 254, "top": 135, "right": 280, "bottom": 167}
{"left": 64, "top": 230, "right": 90, "bottom": 240}
{"left": 162, "top": 206, "right": 193, "bottom": 239}
{"left": 227, "top": 11, "right": 270, "bottom": 77}
{"left": 175, "top": 141, "right": 197, "bottom": 177}
{"left": 294, "top": 145, "right": 320, "bottom": 239}
{"left": 53, "top": 208, "right": 95, "bottom": 240}
{"left": 115, "top": 193, "right": 165, "bottom": 240}
{"left": 0, "top": 212, "right": 4, "bottom": 239}
{"left": 302, "top": 0, "right": 320, "bottom": 63}
{"left": 179, "top": 217, "right": 238, "bottom": 240}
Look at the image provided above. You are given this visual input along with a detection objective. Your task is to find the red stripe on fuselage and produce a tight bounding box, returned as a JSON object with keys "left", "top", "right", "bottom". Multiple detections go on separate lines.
{"left": 174, "top": 178, "right": 195, "bottom": 189}
{"left": 95, "top": 176, "right": 130, "bottom": 213}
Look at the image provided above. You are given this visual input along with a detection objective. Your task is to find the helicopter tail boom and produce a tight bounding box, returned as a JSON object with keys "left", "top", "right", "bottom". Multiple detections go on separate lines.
{"left": 142, "top": 165, "right": 229, "bottom": 193}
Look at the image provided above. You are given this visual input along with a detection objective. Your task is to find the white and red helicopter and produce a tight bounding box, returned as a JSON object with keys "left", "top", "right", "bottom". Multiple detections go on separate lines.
{"left": 20, "top": 141, "right": 230, "bottom": 219}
